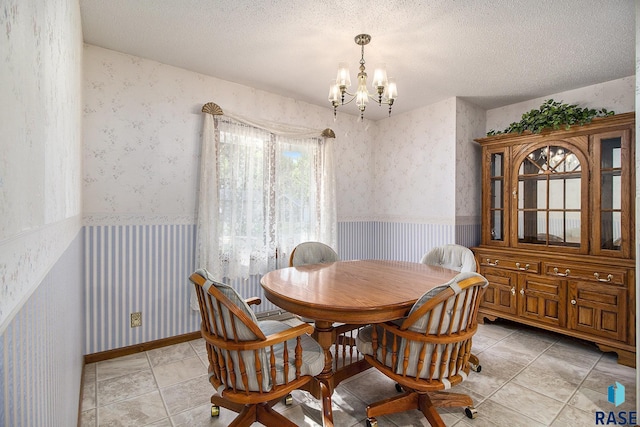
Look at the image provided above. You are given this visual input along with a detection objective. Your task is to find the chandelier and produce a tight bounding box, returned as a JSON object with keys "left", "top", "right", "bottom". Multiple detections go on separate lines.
{"left": 328, "top": 34, "right": 398, "bottom": 120}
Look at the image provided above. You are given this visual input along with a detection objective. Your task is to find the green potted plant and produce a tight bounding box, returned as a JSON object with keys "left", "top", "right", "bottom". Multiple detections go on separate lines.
{"left": 487, "top": 99, "right": 614, "bottom": 136}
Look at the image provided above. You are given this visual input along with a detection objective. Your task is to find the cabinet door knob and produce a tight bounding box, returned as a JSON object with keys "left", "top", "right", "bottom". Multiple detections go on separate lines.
{"left": 571, "top": 299, "right": 577, "bottom": 305}
{"left": 594, "top": 272, "right": 613, "bottom": 282}
{"left": 520, "top": 288, "right": 525, "bottom": 295}
{"left": 515, "top": 262, "right": 530, "bottom": 271}
{"left": 553, "top": 267, "right": 570, "bottom": 277}
{"left": 511, "top": 287, "right": 516, "bottom": 296}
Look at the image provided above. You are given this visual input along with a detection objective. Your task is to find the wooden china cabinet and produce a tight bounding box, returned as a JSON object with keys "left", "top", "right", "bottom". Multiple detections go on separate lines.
{"left": 472, "top": 112, "right": 636, "bottom": 366}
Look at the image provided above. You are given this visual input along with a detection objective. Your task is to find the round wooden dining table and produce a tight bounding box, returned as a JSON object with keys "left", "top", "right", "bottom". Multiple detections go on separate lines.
{"left": 260, "top": 259, "right": 459, "bottom": 427}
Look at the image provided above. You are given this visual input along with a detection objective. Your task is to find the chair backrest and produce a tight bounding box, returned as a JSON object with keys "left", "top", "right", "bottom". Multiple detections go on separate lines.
{"left": 289, "top": 241, "right": 339, "bottom": 267}
{"left": 369, "top": 272, "right": 488, "bottom": 385}
{"left": 420, "top": 244, "right": 477, "bottom": 272}
{"left": 190, "top": 269, "right": 271, "bottom": 393}
{"left": 190, "top": 268, "right": 324, "bottom": 408}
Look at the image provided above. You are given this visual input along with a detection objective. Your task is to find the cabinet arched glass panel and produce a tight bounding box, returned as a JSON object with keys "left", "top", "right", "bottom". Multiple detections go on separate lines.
{"left": 517, "top": 145, "right": 582, "bottom": 247}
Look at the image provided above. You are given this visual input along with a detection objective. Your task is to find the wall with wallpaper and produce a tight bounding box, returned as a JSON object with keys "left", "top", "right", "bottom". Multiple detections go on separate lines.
{"left": 372, "top": 96, "right": 485, "bottom": 258}
{"left": 0, "top": 0, "right": 84, "bottom": 425}
{"left": 83, "top": 45, "right": 372, "bottom": 224}
{"left": 82, "top": 46, "right": 636, "bottom": 355}
{"left": 82, "top": 45, "right": 377, "bottom": 353}
{"left": 82, "top": 45, "right": 485, "bottom": 353}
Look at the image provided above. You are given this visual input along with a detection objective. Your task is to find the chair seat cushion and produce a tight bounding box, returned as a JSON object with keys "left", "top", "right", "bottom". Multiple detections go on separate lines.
{"left": 356, "top": 323, "right": 395, "bottom": 363}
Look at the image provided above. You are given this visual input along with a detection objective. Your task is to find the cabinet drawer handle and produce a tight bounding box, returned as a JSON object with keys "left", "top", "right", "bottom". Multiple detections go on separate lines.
{"left": 594, "top": 272, "right": 613, "bottom": 282}
{"left": 571, "top": 299, "right": 577, "bottom": 305}
{"left": 486, "top": 258, "right": 499, "bottom": 266}
{"left": 553, "top": 267, "right": 570, "bottom": 277}
{"left": 515, "top": 262, "right": 530, "bottom": 271}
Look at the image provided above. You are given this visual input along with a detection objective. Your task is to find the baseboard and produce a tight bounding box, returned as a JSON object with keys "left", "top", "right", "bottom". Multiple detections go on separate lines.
{"left": 83, "top": 331, "right": 202, "bottom": 364}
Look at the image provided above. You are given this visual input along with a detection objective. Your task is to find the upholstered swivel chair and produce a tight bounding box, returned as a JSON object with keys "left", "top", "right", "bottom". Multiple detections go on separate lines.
{"left": 421, "top": 244, "right": 482, "bottom": 372}
{"left": 190, "top": 269, "right": 324, "bottom": 427}
{"left": 356, "top": 272, "right": 489, "bottom": 427}
{"left": 289, "top": 241, "right": 339, "bottom": 267}
{"left": 420, "top": 243, "right": 478, "bottom": 273}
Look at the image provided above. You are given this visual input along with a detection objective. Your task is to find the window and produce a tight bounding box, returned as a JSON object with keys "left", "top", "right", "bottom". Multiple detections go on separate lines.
{"left": 196, "top": 114, "right": 336, "bottom": 281}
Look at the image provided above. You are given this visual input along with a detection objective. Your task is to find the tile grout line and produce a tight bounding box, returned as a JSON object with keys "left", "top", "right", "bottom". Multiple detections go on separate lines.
{"left": 145, "top": 350, "right": 174, "bottom": 426}
{"left": 546, "top": 350, "right": 605, "bottom": 426}
{"left": 471, "top": 328, "right": 560, "bottom": 426}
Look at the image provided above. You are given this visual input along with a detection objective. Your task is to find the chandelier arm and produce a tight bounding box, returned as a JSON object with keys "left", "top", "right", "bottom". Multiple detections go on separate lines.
{"left": 366, "top": 93, "right": 392, "bottom": 105}
{"left": 337, "top": 95, "right": 359, "bottom": 106}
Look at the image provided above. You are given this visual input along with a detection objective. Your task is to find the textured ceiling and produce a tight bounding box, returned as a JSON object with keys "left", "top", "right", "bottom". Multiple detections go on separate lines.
{"left": 80, "top": 0, "right": 635, "bottom": 121}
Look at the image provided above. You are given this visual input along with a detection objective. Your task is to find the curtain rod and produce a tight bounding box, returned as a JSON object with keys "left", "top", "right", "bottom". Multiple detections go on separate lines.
{"left": 201, "top": 102, "right": 335, "bottom": 138}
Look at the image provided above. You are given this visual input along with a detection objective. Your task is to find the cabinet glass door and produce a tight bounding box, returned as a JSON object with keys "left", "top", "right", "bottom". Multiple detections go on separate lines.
{"left": 490, "top": 152, "right": 505, "bottom": 242}
{"left": 593, "top": 130, "right": 630, "bottom": 257}
{"left": 516, "top": 144, "right": 584, "bottom": 250}
{"left": 600, "top": 138, "right": 621, "bottom": 250}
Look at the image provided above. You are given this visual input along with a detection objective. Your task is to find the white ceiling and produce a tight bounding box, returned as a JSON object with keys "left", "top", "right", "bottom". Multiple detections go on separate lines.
{"left": 79, "top": 0, "right": 636, "bottom": 121}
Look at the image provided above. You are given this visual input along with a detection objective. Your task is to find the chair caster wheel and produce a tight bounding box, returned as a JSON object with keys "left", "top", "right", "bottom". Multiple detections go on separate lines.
{"left": 395, "top": 383, "right": 403, "bottom": 392}
{"left": 211, "top": 405, "right": 220, "bottom": 417}
{"left": 284, "top": 393, "right": 293, "bottom": 406}
{"left": 470, "top": 363, "right": 482, "bottom": 373}
{"left": 465, "top": 406, "right": 478, "bottom": 419}
{"left": 366, "top": 417, "right": 378, "bottom": 427}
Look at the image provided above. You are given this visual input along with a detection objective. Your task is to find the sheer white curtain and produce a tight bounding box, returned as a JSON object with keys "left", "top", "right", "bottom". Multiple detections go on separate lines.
{"left": 274, "top": 135, "right": 337, "bottom": 259}
{"left": 192, "top": 108, "right": 336, "bottom": 309}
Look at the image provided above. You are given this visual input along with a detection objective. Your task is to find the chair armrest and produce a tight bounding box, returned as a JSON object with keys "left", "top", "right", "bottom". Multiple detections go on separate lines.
{"left": 245, "top": 297, "right": 262, "bottom": 306}
{"left": 204, "top": 322, "right": 315, "bottom": 351}
{"left": 378, "top": 321, "right": 477, "bottom": 345}
{"left": 263, "top": 323, "right": 315, "bottom": 345}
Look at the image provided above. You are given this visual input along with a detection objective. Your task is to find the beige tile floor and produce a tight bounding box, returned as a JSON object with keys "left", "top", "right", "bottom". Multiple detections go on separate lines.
{"left": 80, "top": 319, "right": 636, "bottom": 426}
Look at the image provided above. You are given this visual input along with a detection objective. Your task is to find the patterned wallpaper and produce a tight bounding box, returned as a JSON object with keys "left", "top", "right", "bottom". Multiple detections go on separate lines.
{"left": 1, "top": 232, "right": 83, "bottom": 427}
{"left": 82, "top": 45, "right": 372, "bottom": 224}
{"left": 455, "top": 98, "right": 485, "bottom": 220}
{"left": 1, "top": 1, "right": 84, "bottom": 425}
{"left": 0, "top": 0, "right": 83, "bottom": 331}
{"left": 374, "top": 98, "right": 458, "bottom": 224}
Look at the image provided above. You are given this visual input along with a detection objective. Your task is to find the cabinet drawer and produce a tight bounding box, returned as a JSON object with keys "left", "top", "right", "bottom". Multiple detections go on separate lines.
{"left": 478, "top": 253, "right": 540, "bottom": 273}
{"left": 544, "top": 263, "right": 626, "bottom": 286}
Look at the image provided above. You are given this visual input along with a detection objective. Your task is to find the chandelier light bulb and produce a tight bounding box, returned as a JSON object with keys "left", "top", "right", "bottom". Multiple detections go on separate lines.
{"left": 372, "top": 65, "right": 388, "bottom": 89}
{"left": 328, "top": 81, "right": 340, "bottom": 103}
{"left": 336, "top": 63, "right": 351, "bottom": 89}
